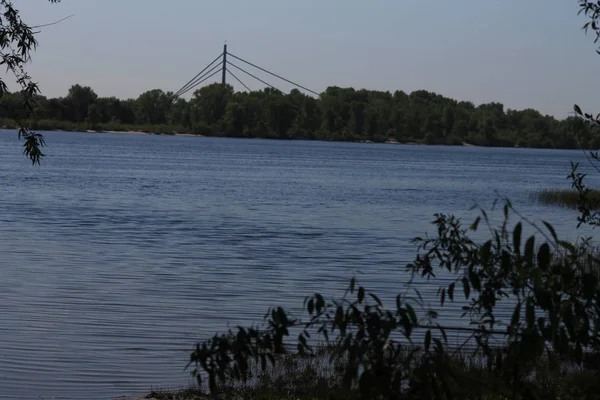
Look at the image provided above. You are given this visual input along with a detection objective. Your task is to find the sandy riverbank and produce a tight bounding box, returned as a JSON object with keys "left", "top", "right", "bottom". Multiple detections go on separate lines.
{"left": 6, "top": 128, "right": 479, "bottom": 146}
{"left": 97, "top": 130, "right": 148, "bottom": 135}
{"left": 86, "top": 129, "right": 203, "bottom": 137}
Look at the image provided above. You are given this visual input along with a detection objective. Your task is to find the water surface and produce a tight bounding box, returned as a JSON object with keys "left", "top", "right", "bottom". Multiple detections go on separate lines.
{"left": 0, "top": 131, "right": 596, "bottom": 399}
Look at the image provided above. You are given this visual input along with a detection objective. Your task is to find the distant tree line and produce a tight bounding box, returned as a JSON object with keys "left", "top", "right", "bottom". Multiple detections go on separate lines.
{"left": 0, "top": 83, "right": 596, "bottom": 149}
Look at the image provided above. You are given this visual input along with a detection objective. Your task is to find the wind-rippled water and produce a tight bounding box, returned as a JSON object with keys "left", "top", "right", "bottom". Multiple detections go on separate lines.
{"left": 0, "top": 131, "right": 596, "bottom": 399}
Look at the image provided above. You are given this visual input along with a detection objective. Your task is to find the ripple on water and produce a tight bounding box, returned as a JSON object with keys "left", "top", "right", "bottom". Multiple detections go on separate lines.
{"left": 0, "top": 132, "right": 596, "bottom": 399}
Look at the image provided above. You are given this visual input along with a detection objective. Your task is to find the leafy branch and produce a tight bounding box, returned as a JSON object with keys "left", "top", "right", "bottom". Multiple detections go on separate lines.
{"left": 188, "top": 200, "right": 600, "bottom": 399}
{"left": 0, "top": 0, "right": 60, "bottom": 164}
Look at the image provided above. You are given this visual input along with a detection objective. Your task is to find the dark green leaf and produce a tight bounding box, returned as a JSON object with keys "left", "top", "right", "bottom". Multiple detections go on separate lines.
{"left": 481, "top": 241, "right": 492, "bottom": 266}
{"left": 513, "top": 222, "right": 522, "bottom": 254}
{"left": 559, "top": 240, "right": 576, "bottom": 253}
{"left": 433, "top": 338, "right": 444, "bottom": 352}
{"left": 369, "top": 293, "right": 383, "bottom": 306}
{"left": 414, "top": 288, "right": 423, "bottom": 303}
{"left": 542, "top": 221, "right": 558, "bottom": 243}
{"left": 406, "top": 304, "right": 418, "bottom": 324}
{"left": 462, "top": 277, "right": 470, "bottom": 299}
{"left": 526, "top": 299, "right": 535, "bottom": 329}
{"left": 470, "top": 216, "right": 481, "bottom": 231}
{"left": 470, "top": 270, "right": 481, "bottom": 291}
{"left": 511, "top": 302, "right": 521, "bottom": 328}
{"left": 525, "top": 236, "right": 535, "bottom": 265}
{"left": 315, "top": 294, "right": 325, "bottom": 313}
{"left": 537, "top": 243, "right": 550, "bottom": 271}
{"left": 439, "top": 324, "right": 448, "bottom": 343}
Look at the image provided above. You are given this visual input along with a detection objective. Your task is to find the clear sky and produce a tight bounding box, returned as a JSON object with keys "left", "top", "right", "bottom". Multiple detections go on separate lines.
{"left": 12, "top": 0, "right": 600, "bottom": 118}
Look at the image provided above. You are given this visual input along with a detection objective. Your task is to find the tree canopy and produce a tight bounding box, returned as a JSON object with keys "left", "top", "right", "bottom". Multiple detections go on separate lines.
{"left": 1, "top": 83, "right": 597, "bottom": 149}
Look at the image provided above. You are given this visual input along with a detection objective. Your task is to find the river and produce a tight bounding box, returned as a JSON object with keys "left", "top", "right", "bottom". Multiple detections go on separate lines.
{"left": 0, "top": 131, "right": 596, "bottom": 399}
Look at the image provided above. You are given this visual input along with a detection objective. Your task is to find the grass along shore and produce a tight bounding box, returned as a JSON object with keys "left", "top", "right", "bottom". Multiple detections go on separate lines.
{"left": 0, "top": 118, "right": 486, "bottom": 145}
{"left": 533, "top": 188, "right": 600, "bottom": 209}
{"left": 0, "top": 118, "right": 189, "bottom": 136}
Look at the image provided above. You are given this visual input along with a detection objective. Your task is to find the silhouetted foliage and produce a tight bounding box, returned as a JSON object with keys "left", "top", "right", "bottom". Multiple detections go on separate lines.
{"left": 187, "top": 201, "right": 600, "bottom": 399}
{"left": 2, "top": 83, "right": 596, "bottom": 149}
{"left": 0, "top": 0, "right": 61, "bottom": 164}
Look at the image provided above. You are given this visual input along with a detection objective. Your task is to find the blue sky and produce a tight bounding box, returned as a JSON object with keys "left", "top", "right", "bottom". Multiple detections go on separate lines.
{"left": 13, "top": 0, "right": 600, "bottom": 118}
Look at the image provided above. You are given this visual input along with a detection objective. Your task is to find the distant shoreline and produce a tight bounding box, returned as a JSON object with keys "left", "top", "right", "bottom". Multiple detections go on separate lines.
{"left": 65, "top": 129, "right": 485, "bottom": 146}
{"left": 1, "top": 126, "right": 487, "bottom": 147}
{"left": 91, "top": 129, "right": 202, "bottom": 137}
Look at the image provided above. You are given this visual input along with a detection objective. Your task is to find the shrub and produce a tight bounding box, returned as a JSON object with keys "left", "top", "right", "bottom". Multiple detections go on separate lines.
{"left": 187, "top": 199, "right": 600, "bottom": 399}
{"left": 533, "top": 189, "right": 600, "bottom": 210}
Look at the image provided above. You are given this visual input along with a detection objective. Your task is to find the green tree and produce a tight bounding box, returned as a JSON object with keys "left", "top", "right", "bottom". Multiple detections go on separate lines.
{"left": 168, "top": 98, "right": 190, "bottom": 127}
{"left": 118, "top": 99, "right": 137, "bottom": 125}
{"left": 189, "top": 83, "right": 234, "bottom": 129}
{"left": 224, "top": 101, "right": 247, "bottom": 137}
{"left": 64, "top": 84, "right": 98, "bottom": 123}
{"left": 423, "top": 112, "right": 443, "bottom": 138}
{"left": 86, "top": 103, "right": 99, "bottom": 130}
{"left": 348, "top": 101, "right": 366, "bottom": 137}
{"left": 295, "top": 96, "right": 321, "bottom": 139}
{"left": 135, "top": 89, "right": 172, "bottom": 125}
{"left": 263, "top": 91, "right": 296, "bottom": 139}
{"left": 92, "top": 96, "right": 128, "bottom": 124}
{"left": 479, "top": 116, "right": 497, "bottom": 146}
{"left": 453, "top": 119, "right": 469, "bottom": 138}
{"left": 4, "top": 80, "right": 595, "bottom": 149}
{"left": 43, "top": 98, "right": 67, "bottom": 121}
{"left": 443, "top": 106, "right": 455, "bottom": 135}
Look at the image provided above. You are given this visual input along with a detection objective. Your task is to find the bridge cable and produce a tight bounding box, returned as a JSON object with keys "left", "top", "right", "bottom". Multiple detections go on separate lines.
{"left": 227, "top": 52, "right": 320, "bottom": 96}
{"left": 226, "top": 68, "right": 251, "bottom": 92}
{"left": 177, "top": 63, "right": 223, "bottom": 96}
{"left": 178, "top": 69, "right": 222, "bottom": 97}
{"left": 180, "top": 62, "right": 223, "bottom": 93}
{"left": 174, "top": 52, "right": 223, "bottom": 97}
{"left": 228, "top": 62, "right": 282, "bottom": 93}
{"left": 176, "top": 61, "right": 222, "bottom": 98}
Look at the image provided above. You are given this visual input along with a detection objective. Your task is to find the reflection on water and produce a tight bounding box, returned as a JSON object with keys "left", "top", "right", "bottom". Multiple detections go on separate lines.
{"left": 0, "top": 131, "right": 595, "bottom": 399}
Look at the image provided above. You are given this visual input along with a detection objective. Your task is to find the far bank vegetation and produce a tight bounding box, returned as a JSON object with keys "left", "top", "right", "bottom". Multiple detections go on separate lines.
{"left": 1, "top": 84, "right": 597, "bottom": 149}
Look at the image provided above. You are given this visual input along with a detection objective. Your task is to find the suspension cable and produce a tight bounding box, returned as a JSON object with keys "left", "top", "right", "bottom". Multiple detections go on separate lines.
{"left": 226, "top": 68, "right": 251, "bottom": 92}
{"left": 228, "top": 52, "right": 320, "bottom": 96}
{"left": 174, "top": 52, "right": 223, "bottom": 97}
{"left": 228, "top": 62, "right": 282, "bottom": 93}
{"left": 177, "top": 63, "right": 222, "bottom": 97}
{"left": 176, "top": 62, "right": 222, "bottom": 97}
{"left": 178, "top": 69, "right": 222, "bottom": 96}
